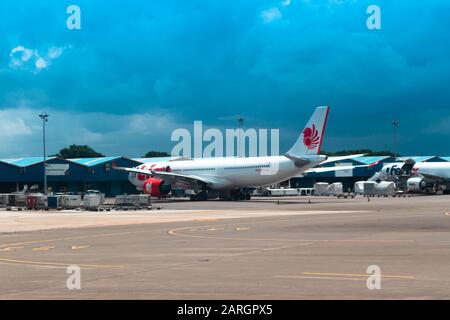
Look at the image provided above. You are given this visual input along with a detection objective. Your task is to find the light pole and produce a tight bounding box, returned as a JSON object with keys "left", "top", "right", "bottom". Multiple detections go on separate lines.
{"left": 238, "top": 116, "right": 244, "bottom": 157}
{"left": 392, "top": 120, "right": 400, "bottom": 159}
{"left": 39, "top": 113, "right": 49, "bottom": 194}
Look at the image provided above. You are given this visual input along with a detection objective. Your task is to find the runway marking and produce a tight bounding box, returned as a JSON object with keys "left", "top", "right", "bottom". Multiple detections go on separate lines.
{"left": 0, "top": 257, "right": 125, "bottom": 269}
{"left": 236, "top": 227, "right": 249, "bottom": 231}
{"left": 0, "top": 246, "right": 24, "bottom": 252}
{"left": 0, "top": 229, "right": 166, "bottom": 269}
{"left": 0, "top": 229, "right": 165, "bottom": 249}
{"left": 194, "top": 218, "right": 219, "bottom": 222}
{"left": 208, "top": 228, "right": 223, "bottom": 231}
{"left": 70, "top": 245, "right": 90, "bottom": 250}
{"left": 275, "top": 275, "right": 365, "bottom": 282}
{"left": 32, "top": 246, "right": 55, "bottom": 251}
{"left": 169, "top": 224, "right": 414, "bottom": 244}
{"left": 0, "top": 213, "right": 411, "bottom": 270}
{"left": 302, "top": 272, "right": 415, "bottom": 280}
{"left": 166, "top": 210, "right": 423, "bottom": 244}
{"left": 444, "top": 212, "right": 450, "bottom": 216}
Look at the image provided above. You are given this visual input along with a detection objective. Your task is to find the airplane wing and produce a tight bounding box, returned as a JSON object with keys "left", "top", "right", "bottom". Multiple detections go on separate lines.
{"left": 319, "top": 154, "right": 366, "bottom": 165}
{"left": 114, "top": 167, "right": 215, "bottom": 186}
{"left": 305, "top": 164, "right": 372, "bottom": 174}
{"left": 149, "top": 170, "right": 216, "bottom": 186}
{"left": 305, "top": 159, "right": 381, "bottom": 174}
{"left": 285, "top": 153, "right": 366, "bottom": 167}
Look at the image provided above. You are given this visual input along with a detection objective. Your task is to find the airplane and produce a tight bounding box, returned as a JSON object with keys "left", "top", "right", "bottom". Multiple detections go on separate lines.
{"left": 115, "top": 106, "right": 359, "bottom": 200}
{"left": 375, "top": 160, "right": 450, "bottom": 193}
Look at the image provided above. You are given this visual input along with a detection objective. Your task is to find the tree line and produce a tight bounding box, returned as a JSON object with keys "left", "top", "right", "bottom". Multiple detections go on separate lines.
{"left": 54, "top": 145, "right": 170, "bottom": 159}
{"left": 53, "top": 145, "right": 398, "bottom": 159}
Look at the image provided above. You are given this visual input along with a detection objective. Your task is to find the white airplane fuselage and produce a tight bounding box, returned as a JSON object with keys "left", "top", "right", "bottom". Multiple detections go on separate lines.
{"left": 118, "top": 106, "right": 331, "bottom": 198}
{"left": 129, "top": 155, "right": 325, "bottom": 191}
{"left": 381, "top": 162, "right": 450, "bottom": 180}
{"left": 413, "top": 162, "right": 450, "bottom": 179}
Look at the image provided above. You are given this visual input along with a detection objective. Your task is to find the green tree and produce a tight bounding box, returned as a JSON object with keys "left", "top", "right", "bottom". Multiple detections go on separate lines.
{"left": 58, "top": 145, "right": 105, "bottom": 159}
{"left": 142, "top": 151, "right": 171, "bottom": 158}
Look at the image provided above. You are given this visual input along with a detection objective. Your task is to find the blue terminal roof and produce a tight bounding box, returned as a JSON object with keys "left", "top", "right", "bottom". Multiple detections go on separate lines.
{"left": 398, "top": 156, "right": 439, "bottom": 163}
{"left": 352, "top": 156, "right": 394, "bottom": 165}
{"left": 0, "top": 157, "right": 56, "bottom": 167}
{"left": 68, "top": 157, "right": 122, "bottom": 167}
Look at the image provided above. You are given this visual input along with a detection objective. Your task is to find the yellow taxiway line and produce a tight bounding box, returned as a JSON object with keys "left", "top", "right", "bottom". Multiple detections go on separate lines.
{"left": 0, "top": 257, "right": 125, "bottom": 269}
{"left": 303, "top": 272, "right": 415, "bottom": 279}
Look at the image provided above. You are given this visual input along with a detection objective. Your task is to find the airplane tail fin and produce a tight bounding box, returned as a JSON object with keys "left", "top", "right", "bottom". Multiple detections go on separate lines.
{"left": 287, "top": 106, "right": 329, "bottom": 155}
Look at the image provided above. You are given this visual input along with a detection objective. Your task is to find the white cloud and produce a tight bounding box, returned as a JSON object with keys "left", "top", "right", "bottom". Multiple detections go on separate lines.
{"left": 35, "top": 57, "right": 47, "bottom": 70}
{"left": 48, "top": 46, "right": 64, "bottom": 59}
{"left": 261, "top": 7, "right": 282, "bottom": 23}
{"left": 0, "top": 107, "right": 185, "bottom": 158}
{"left": 128, "top": 113, "right": 175, "bottom": 134}
{"left": 0, "top": 111, "right": 33, "bottom": 137}
{"left": 282, "top": 0, "right": 291, "bottom": 7}
{"left": 8, "top": 45, "right": 66, "bottom": 73}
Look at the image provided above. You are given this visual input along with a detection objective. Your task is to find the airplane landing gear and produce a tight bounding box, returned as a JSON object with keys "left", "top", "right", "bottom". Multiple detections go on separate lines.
{"left": 230, "top": 189, "right": 252, "bottom": 201}
{"left": 190, "top": 189, "right": 252, "bottom": 201}
{"left": 190, "top": 190, "right": 208, "bottom": 201}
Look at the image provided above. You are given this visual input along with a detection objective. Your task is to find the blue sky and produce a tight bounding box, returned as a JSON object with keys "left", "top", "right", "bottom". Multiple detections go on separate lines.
{"left": 1, "top": 0, "right": 449, "bottom": 157}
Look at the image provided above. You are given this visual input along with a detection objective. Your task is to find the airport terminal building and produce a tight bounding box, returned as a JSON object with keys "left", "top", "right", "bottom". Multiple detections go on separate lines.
{"left": 0, "top": 157, "right": 142, "bottom": 196}
{"left": 0, "top": 155, "right": 448, "bottom": 196}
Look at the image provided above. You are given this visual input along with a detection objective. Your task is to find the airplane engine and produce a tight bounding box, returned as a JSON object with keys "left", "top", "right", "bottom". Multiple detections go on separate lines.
{"left": 143, "top": 178, "right": 172, "bottom": 197}
{"left": 406, "top": 177, "right": 433, "bottom": 193}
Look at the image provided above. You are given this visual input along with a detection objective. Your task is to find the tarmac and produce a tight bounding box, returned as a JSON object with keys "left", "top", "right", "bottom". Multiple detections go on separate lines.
{"left": 0, "top": 195, "right": 449, "bottom": 299}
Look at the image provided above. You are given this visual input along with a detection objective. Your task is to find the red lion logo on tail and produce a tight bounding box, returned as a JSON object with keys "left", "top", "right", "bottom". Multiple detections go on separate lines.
{"left": 303, "top": 124, "right": 320, "bottom": 150}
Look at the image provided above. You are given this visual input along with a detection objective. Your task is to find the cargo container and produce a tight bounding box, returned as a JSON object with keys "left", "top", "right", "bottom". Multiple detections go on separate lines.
{"left": 134, "top": 194, "right": 151, "bottom": 206}
{"left": 264, "top": 188, "right": 300, "bottom": 196}
{"left": 264, "top": 188, "right": 285, "bottom": 196}
{"left": 299, "top": 188, "right": 313, "bottom": 196}
{"left": 354, "top": 181, "right": 365, "bottom": 194}
{"left": 115, "top": 194, "right": 151, "bottom": 208}
{"left": 327, "top": 183, "right": 344, "bottom": 196}
{"left": 84, "top": 194, "right": 104, "bottom": 210}
{"left": 375, "top": 181, "right": 396, "bottom": 196}
{"left": 363, "top": 181, "right": 377, "bottom": 196}
{"left": 283, "top": 188, "right": 299, "bottom": 196}
{"left": 26, "top": 194, "right": 46, "bottom": 209}
{"left": 85, "top": 190, "right": 105, "bottom": 204}
{"left": 11, "top": 194, "right": 27, "bottom": 207}
{"left": 313, "top": 183, "right": 329, "bottom": 196}
{"left": 60, "top": 195, "right": 82, "bottom": 209}
{"left": 0, "top": 194, "right": 9, "bottom": 206}
{"left": 47, "top": 195, "right": 61, "bottom": 209}
{"left": 115, "top": 195, "right": 136, "bottom": 207}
